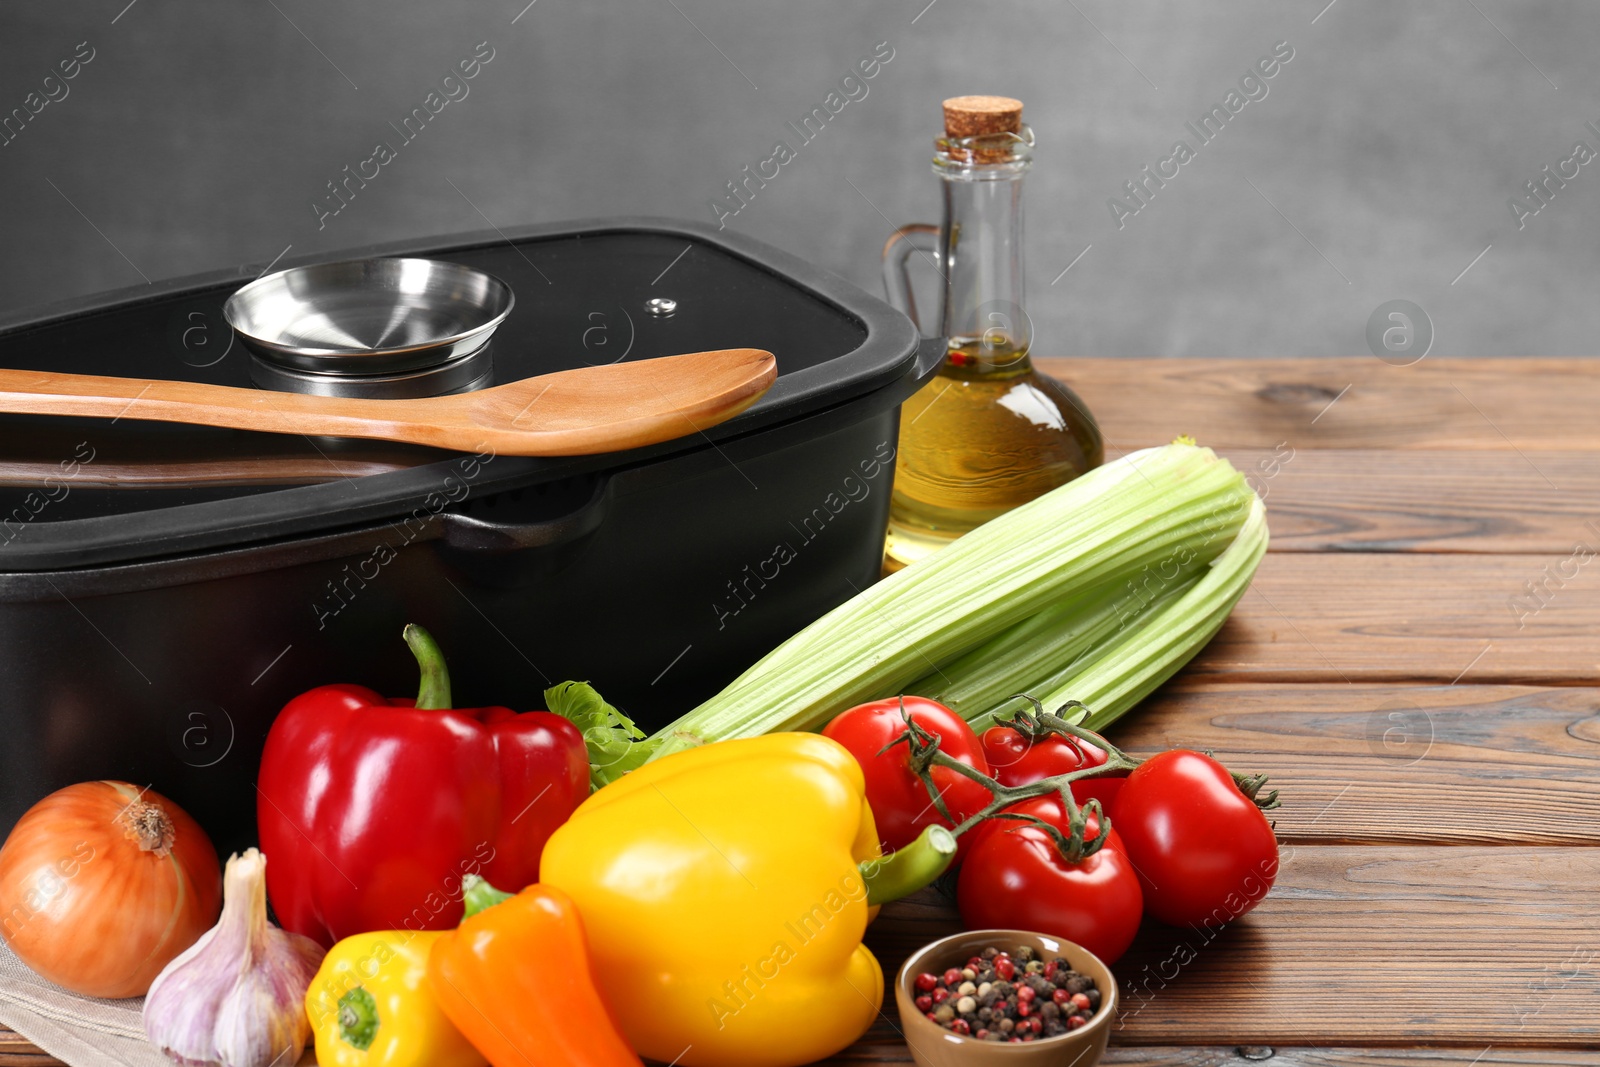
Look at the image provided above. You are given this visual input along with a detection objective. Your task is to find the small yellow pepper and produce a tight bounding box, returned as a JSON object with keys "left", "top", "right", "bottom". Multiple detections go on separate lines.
{"left": 305, "top": 930, "right": 486, "bottom": 1067}
{"left": 540, "top": 732, "right": 954, "bottom": 1067}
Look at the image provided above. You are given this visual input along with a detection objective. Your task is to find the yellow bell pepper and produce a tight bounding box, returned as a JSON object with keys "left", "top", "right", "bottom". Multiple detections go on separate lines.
{"left": 540, "top": 732, "right": 954, "bottom": 1067}
{"left": 305, "top": 930, "right": 486, "bottom": 1067}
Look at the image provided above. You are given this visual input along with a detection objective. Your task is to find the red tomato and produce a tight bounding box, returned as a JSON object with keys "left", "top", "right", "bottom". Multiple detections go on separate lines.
{"left": 957, "top": 796, "right": 1143, "bottom": 965}
{"left": 1110, "top": 749, "right": 1279, "bottom": 927}
{"left": 980, "top": 726, "right": 1126, "bottom": 809}
{"left": 822, "top": 697, "right": 993, "bottom": 856}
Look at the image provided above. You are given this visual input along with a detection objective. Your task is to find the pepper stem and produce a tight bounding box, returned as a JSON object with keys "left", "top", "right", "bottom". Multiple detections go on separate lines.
{"left": 461, "top": 874, "right": 514, "bottom": 919}
{"left": 860, "top": 825, "right": 957, "bottom": 906}
{"left": 404, "top": 624, "right": 452, "bottom": 710}
{"left": 337, "top": 987, "right": 379, "bottom": 1051}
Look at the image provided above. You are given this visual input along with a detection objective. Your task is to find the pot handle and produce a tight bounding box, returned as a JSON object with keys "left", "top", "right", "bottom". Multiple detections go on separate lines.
{"left": 436, "top": 476, "right": 610, "bottom": 553}
{"left": 910, "top": 333, "right": 946, "bottom": 382}
{"left": 881, "top": 223, "right": 940, "bottom": 335}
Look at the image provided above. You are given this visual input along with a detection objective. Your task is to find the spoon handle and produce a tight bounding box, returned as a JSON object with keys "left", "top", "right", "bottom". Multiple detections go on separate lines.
{"left": 0, "top": 368, "right": 407, "bottom": 439}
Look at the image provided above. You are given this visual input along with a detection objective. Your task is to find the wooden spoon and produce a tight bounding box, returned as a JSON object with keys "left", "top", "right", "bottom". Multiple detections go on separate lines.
{"left": 0, "top": 348, "right": 777, "bottom": 457}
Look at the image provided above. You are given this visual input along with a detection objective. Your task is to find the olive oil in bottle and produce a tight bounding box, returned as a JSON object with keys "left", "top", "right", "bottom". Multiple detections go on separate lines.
{"left": 881, "top": 96, "right": 1103, "bottom": 571}
{"left": 886, "top": 336, "right": 1102, "bottom": 569}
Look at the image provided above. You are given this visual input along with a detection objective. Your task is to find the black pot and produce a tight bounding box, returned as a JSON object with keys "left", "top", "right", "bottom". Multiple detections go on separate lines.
{"left": 0, "top": 218, "right": 937, "bottom": 853}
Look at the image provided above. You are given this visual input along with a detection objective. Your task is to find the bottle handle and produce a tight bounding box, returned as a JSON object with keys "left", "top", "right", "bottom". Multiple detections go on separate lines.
{"left": 881, "top": 224, "right": 940, "bottom": 336}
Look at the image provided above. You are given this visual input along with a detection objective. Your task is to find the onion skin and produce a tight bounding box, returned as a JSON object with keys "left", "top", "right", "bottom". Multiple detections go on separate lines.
{"left": 0, "top": 781, "right": 222, "bottom": 998}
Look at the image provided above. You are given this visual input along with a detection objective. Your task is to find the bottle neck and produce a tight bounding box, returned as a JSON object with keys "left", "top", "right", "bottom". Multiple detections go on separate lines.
{"left": 938, "top": 170, "right": 1031, "bottom": 378}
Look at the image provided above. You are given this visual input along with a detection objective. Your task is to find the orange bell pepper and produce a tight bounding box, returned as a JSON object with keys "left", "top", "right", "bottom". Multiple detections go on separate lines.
{"left": 427, "top": 877, "right": 640, "bottom": 1067}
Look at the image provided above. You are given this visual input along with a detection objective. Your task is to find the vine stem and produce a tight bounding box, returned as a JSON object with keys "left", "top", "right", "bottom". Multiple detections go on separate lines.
{"left": 887, "top": 694, "right": 1280, "bottom": 863}
{"left": 931, "top": 733, "right": 1133, "bottom": 860}
{"left": 891, "top": 695, "right": 1141, "bottom": 862}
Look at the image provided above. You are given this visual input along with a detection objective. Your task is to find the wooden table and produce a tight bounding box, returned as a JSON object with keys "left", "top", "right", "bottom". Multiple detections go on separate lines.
{"left": 6, "top": 357, "right": 1599, "bottom": 1067}
{"left": 825, "top": 357, "right": 1600, "bottom": 1066}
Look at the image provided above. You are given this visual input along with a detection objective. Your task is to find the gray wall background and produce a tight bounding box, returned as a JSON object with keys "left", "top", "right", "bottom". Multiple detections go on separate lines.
{"left": 0, "top": 0, "right": 1594, "bottom": 357}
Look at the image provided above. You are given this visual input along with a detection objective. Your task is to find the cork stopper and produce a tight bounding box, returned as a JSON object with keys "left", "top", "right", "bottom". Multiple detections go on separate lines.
{"left": 942, "top": 95, "right": 1023, "bottom": 139}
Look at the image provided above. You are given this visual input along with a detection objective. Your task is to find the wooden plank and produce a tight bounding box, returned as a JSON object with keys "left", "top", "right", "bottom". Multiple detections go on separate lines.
{"left": 1186, "top": 552, "right": 1600, "bottom": 685}
{"left": 0, "top": 1024, "right": 316, "bottom": 1066}
{"left": 1034, "top": 358, "right": 1600, "bottom": 451}
{"left": 838, "top": 845, "right": 1600, "bottom": 1053}
{"left": 1104, "top": 684, "right": 1600, "bottom": 846}
{"left": 819, "top": 1035, "right": 1600, "bottom": 1065}
{"left": 1217, "top": 449, "right": 1600, "bottom": 554}
{"left": 0, "top": 1030, "right": 51, "bottom": 1067}
{"left": 1094, "top": 1051, "right": 1600, "bottom": 1067}
{"left": 6, "top": 1025, "right": 1597, "bottom": 1067}
{"left": 1113, "top": 845, "right": 1600, "bottom": 1047}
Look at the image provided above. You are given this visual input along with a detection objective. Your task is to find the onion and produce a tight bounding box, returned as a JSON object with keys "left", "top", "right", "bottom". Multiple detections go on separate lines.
{"left": 0, "top": 781, "right": 222, "bottom": 998}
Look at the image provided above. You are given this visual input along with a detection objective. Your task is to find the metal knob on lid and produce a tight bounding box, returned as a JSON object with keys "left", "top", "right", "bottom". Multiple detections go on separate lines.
{"left": 224, "top": 257, "right": 514, "bottom": 399}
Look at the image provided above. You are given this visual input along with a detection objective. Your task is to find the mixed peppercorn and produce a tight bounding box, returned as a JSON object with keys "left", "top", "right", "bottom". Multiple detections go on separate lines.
{"left": 911, "top": 944, "right": 1101, "bottom": 1042}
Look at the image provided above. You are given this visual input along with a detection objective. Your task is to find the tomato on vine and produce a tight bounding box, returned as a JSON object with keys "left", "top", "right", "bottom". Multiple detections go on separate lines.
{"left": 980, "top": 724, "right": 1125, "bottom": 809}
{"left": 957, "top": 796, "right": 1143, "bottom": 965}
{"left": 1110, "top": 749, "right": 1279, "bottom": 927}
{"left": 821, "top": 697, "right": 993, "bottom": 856}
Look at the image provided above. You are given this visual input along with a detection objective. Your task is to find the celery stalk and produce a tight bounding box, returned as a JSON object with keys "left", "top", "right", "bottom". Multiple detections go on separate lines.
{"left": 591, "top": 443, "right": 1261, "bottom": 786}
{"left": 1020, "top": 495, "right": 1270, "bottom": 734}
{"left": 908, "top": 570, "right": 1200, "bottom": 721}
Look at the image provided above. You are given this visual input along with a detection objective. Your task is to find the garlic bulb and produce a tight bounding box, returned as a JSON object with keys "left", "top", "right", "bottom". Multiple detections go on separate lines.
{"left": 143, "top": 848, "right": 325, "bottom": 1067}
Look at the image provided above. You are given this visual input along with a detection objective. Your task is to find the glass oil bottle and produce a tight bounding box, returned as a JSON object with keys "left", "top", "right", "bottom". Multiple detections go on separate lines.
{"left": 881, "top": 95, "right": 1103, "bottom": 572}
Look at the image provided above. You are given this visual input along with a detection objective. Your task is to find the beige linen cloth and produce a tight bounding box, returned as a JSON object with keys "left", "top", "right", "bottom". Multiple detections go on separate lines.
{"left": 0, "top": 939, "right": 314, "bottom": 1067}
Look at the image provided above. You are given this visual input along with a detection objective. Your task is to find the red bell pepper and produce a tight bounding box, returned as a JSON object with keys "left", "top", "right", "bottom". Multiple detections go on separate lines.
{"left": 257, "top": 624, "right": 589, "bottom": 948}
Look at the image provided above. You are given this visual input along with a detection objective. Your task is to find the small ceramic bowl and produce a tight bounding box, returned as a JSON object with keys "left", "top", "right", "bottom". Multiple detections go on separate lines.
{"left": 894, "top": 929, "right": 1118, "bottom": 1067}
